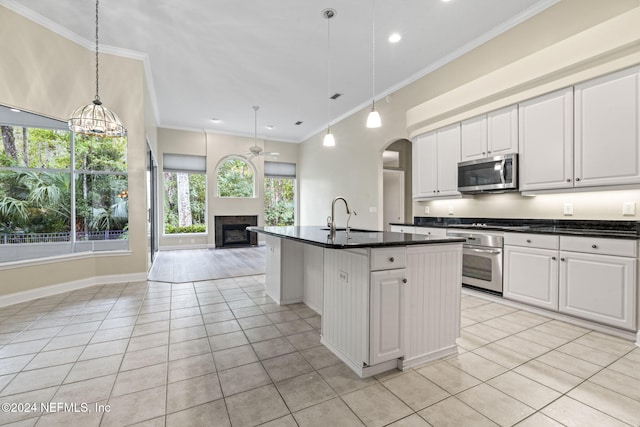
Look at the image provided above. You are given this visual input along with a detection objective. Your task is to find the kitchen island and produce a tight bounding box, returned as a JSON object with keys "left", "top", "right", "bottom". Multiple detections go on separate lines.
{"left": 248, "top": 226, "right": 464, "bottom": 377}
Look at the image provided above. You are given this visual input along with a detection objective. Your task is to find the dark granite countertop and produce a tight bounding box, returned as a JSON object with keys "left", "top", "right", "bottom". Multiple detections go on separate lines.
{"left": 390, "top": 218, "right": 640, "bottom": 240}
{"left": 248, "top": 226, "right": 465, "bottom": 249}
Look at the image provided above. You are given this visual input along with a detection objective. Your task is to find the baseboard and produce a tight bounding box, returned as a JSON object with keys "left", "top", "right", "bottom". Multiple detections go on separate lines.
{"left": 0, "top": 272, "right": 148, "bottom": 308}
{"left": 159, "top": 244, "right": 208, "bottom": 251}
{"left": 636, "top": 331, "right": 639, "bottom": 348}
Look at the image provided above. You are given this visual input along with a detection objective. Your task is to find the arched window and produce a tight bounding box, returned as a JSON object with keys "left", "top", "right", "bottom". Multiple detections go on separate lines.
{"left": 216, "top": 156, "right": 256, "bottom": 198}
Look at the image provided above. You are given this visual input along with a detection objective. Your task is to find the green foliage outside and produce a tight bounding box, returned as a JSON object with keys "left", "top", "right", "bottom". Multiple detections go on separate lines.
{"left": 264, "top": 177, "right": 295, "bottom": 226}
{"left": 0, "top": 126, "right": 128, "bottom": 238}
{"left": 163, "top": 172, "right": 206, "bottom": 234}
{"left": 217, "top": 158, "right": 254, "bottom": 197}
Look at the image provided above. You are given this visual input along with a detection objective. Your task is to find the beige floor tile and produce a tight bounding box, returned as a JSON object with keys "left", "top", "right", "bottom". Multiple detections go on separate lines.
{"left": 556, "top": 341, "right": 621, "bottom": 367}
{"left": 386, "top": 413, "right": 431, "bottom": 426}
{"left": 262, "top": 352, "right": 314, "bottom": 382}
{"left": 498, "top": 311, "right": 549, "bottom": 328}
{"left": 304, "top": 316, "right": 321, "bottom": 330}
{"left": 120, "top": 345, "right": 168, "bottom": 371}
{"left": 225, "top": 384, "right": 289, "bottom": 427}
{"left": 205, "top": 320, "right": 241, "bottom": 336}
{"left": 57, "top": 321, "right": 101, "bottom": 336}
{"left": 103, "top": 385, "right": 166, "bottom": 427}
{"left": 169, "top": 325, "right": 207, "bottom": 344}
{"left": 487, "top": 371, "right": 561, "bottom": 409}
{"left": 243, "top": 325, "right": 282, "bottom": 343}
{"left": 535, "top": 350, "right": 601, "bottom": 379}
{"left": 218, "top": 362, "right": 271, "bottom": 396}
{"left": 111, "top": 363, "right": 167, "bottom": 397}
{"left": 265, "top": 311, "right": 299, "bottom": 323}
{"left": 530, "top": 320, "right": 590, "bottom": 341}
{"left": 209, "top": 331, "right": 249, "bottom": 351}
{"left": 572, "top": 332, "right": 636, "bottom": 357}
{"left": 169, "top": 315, "right": 203, "bottom": 330}
{"left": 168, "top": 337, "right": 211, "bottom": 361}
{"left": 416, "top": 360, "right": 482, "bottom": 394}
{"left": 127, "top": 331, "right": 169, "bottom": 352}
{"left": 213, "top": 345, "right": 258, "bottom": 371}
{"left": 300, "top": 345, "right": 341, "bottom": 370}
{"left": 237, "top": 314, "right": 272, "bottom": 330}
{"left": 514, "top": 329, "right": 571, "bottom": 349}
{"left": 275, "top": 319, "right": 314, "bottom": 336}
{"left": 52, "top": 374, "right": 116, "bottom": 404}
{"left": 0, "top": 387, "right": 57, "bottom": 424}
{"left": 42, "top": 332, "right": 94, "bottom": 352}
{"left": 493, "top": 336, "right": 550, "bottom": 359}
{"left": 590, "top": 368, "right": 640, "bottom": 402}
{"left": 418, "top": 396, "right": 498, "bottom": 427}
{"left": 286, "top": 330, "right": 321, "bottom": 351}
{"left": 514, "top": 360, "right": 583, "bottom": 393}
{"left": 456, "top": 330, "right": 490, "bottom": 351}
{"left": 463, "top": 323, "right": 512, "bottom": 342}
{"left": 445, "top": 352, "right": 508, "bottom": 381}
{"left": 11, "top": 326, "right": 63, "bottom": 343}
{"left": 171, "top": 306, "right": 202, "bottom": 319}
{"left": 168, "top": 353, "right": 216, "bottom": 383}
{"left": 458, "top": 383, "right": 535, "bottom": 426}
{"left": 342, "top": 383, "right": 413, "bottom": 427}
{"left": 35, "top": 407, "right": 103, "bottom": 427}
{"left": 275, "top": 372, "right": 336, "bottom": 412}
{"left": 318, "top": 363, "right": 377, "bottom": 395}
{"left": 259, "top": 414, "right": 298, "bottom": 427}
{"left": 382, "top": 371, "right": 449, "bottom": 411}
{"left": 166, "top": 399, "right": 230, "bottom": 427}
{"left": 514, "top": 412, "right": 565, "bottom": 427}
{"left": 541, "top": 396, "right": 629, "bottom": 427}
{"left": 480, "top": 317, "right": 531, "bottom": 334}
{"left": 202, "top": 310, "right": 234, "bottom": 323}
{"left": 166, "top": 372, "right": 223, "bottom": 414}
{"left": 251, "top": 337, "right": 297, "bottom": 360}
{"left": 0, "top": 339, "right": 50, "bottom": 358}
{"left": 78, "top": 339, "right": 128, "bottom": 362}
{"left": 294, "top": 397, "right": 364, "bottom": 426}
{"left": 0, "top": 354, "right": 37, "bottom": 376}
{"left": 132, "top": 320, "right": 170, "bottom": 337}
{"left": 0, "top": 363, "right": 73, "bottom": 396}
{"left": 64, "top": 354, "right": 123, "bottom": 384}
{"left": 568, "top": 381, "right": 640, "bottom": 426}
{"left": 90, "top": 326, "right": 134, "bottom": 344}
{"left": 608, "top": 353, "right": 640, "bottom": 381}
{"left": 232, "top": 306, "right": 263, "bottom": 318}
{"left": 472, "top": 342, "right": 532, "bottom": 369}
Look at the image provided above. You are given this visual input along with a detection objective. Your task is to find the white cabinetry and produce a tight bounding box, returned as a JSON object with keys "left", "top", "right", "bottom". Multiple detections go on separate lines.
{"left": 413, "top": 227, "right": 447, "bottom": 237}
{"left": 559, "top": 236, "right": 637, "bottom": 330}
{"left": 504, "top": 233, "right": 559, "bottom": 310}
{"left": 518, "top": 88, "right": 574, "bottom": 192}
{"left": 461, "top": 105, "right": 518, "bottom": 161}
{"left": 390, "top": 225, "right": 415, "bottom": 234}
{"left": 504, "top": 232, "right": 638, "bottom": 330}
{"left": 265, "top": 235, "right": 304, "bottom": 305}
{"left": 574, "top": 66, "right": 640, "bottom": 188}
{"left": 413, "top": 124, "right": 461, "bottom": 199}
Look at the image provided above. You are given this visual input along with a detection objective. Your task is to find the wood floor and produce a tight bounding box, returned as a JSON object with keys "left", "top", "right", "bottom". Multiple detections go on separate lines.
{"left": 148, "top": 246, "right": 265, "bottom": 283}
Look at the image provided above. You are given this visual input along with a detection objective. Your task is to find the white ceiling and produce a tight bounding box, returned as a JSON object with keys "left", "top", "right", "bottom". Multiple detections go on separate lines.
{"left": 3, "top": 0, "right": 557, "bottom": 143}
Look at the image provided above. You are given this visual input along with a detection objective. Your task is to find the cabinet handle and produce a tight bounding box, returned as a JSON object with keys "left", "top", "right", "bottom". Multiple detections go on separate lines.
{"left": 576, "top": 177, "right": 581, "bottom": 182}
{"left": 526, "top": 239, "right": 532, "bottom": 243}
{"left": 592, "top": 244, "right": 598, "bottom": 249}
{"left": 552, "top": 256, "right": 557, "bottom": 261}
{"left": 389, "top": 257, "right": 395, "bottom": 263}
{"left": 402, "top": 278, "right": 407, "bottom": 284}
{"left": 560, "top": 257, "right": 566, "bottom": 261}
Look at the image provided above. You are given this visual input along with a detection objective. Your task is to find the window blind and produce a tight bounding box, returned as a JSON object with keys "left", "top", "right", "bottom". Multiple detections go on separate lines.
{"left": 264, "top": 161, "right": 296, "bottom": 178}
{"left": 163, "top": 154, "right": 206, "bottom": 173}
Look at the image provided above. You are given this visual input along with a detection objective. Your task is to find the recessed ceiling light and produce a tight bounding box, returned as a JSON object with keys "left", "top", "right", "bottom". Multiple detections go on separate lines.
{"left": 388, "top": 33, "right": 402, "bottom": 43}
{"left": 211, "top": 118, "right": 222, "bottom": 123}
{"left": 9, "top": 108, "right": 21, "bottom": 113}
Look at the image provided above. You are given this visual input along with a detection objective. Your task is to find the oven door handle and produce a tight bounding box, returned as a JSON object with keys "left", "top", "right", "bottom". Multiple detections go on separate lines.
{"left": 464, "top": 247, "right": 502, "bottom": 255}
{"left": 500, "top": 159, "right": 506, "bottom": 185}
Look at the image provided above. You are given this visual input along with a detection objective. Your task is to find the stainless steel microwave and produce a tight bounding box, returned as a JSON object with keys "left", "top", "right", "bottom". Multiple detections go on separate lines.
{"left": 458, "top": 154, "right": 518, "bottom": 193}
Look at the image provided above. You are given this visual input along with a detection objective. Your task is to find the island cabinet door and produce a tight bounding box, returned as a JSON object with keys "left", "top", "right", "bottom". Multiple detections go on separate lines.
{"left": 369, "top": 269, "right": 407, "bottom": 365}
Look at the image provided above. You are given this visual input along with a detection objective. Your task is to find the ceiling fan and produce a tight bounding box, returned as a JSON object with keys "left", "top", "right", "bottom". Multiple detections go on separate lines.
{"left": 245, "top": 106, "right": 279, "bottom": 159}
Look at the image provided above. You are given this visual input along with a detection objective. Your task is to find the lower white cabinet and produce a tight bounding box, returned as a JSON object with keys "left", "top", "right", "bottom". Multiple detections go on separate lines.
{"left": 504, "top": 233, "right": 637, "bottom": 330}
{"left": 265, "top": 235, "right": 304, "bottom": 305}
{"left": 413, "top": 227, "right": 447, "bottom": 237}
{"left": 390, "top": 225, "right": 415, "bottom": 233}
{"left": 370, "top": 269, "right": 406, "bottom": 365}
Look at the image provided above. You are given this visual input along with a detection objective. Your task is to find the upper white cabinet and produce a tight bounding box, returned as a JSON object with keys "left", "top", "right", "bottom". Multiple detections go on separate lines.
{"left": 461, "top": 105, "right": 518, "bottom": 161}
{"left": 519, "top": 88, "right": 574, "bottom": 192}
{"left": 574, "top": 66, "right": 640, "bottom": 187}
{"left": 412, "top": 123, "right": 460, "bottom": 199}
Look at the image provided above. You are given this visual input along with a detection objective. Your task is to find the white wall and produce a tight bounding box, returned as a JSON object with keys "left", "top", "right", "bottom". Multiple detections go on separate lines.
{"left": 298, "top": 0, "right": 640, "bottom": 227}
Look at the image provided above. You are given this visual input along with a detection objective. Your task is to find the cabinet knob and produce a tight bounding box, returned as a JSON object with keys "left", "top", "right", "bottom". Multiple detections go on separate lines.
{"left": 437, "top": 190, "right": 440, "bottom": 193}
{"left": 526, "top": 239, "right": 532, "bottom": 243}
{"left": 482, "top": 152, "right": 486, "bottom": 155}
{"left": 487, "top": 151, "right": 492, "bottom": 154}
{"left": 566, "top": 178, "right": 571, "bottom": 182}
{"left": 552, "top": 256, "right": 557, "bottom": 261}
{"left": 402, "top": 278, "right": 407, "bottom": 284}
{"left": 427, "top": 232, "right": 431, "bottom": 235}
{"left": 389, "top": 257, "right": 395, "bottom": 263}
{"left": 561, "top": 257, "right": 566, "bottom": 261}
{"left": 576, "top": 177, "right": 581, "bottom": 182}
{"left": 592, "top": 244, "right": 598, "bottom": 249}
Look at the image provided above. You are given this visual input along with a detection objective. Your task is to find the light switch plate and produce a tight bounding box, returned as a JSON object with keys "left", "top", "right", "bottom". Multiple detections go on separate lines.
{"left": 424, "top": 206, "right": 430, "bottom": 214}
{"left": 563, "top": 203, "right": 573, "bottom": 216}
{"left": 448, "top": 206, "right": 454, "bottom": 215}
{"left": 623, "top": 201, "right": 636, "bottom": 216}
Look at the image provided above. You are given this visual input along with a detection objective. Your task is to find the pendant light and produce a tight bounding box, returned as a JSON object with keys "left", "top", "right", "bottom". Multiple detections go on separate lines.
{"left": 322, "top": 8, "right": 336, "bottom": 147}
{"left": 366, "top": 0, "right": 381, "bottom": 128}
{"left": 68, "top": 0, "right": 127, "bottom": 137}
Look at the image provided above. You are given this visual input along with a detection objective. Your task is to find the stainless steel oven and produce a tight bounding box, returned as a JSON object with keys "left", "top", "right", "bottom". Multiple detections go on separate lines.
{"left": 446, "top": 230, "right": 503, "bottom": 294}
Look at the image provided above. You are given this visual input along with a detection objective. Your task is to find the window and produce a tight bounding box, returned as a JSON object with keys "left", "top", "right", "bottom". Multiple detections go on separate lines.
{"left": 0, "top": 107, "right": 128, "bottom": 262}
{"left": 163, "top": 154, "right": 206, "bottom": 234}
{"left": 264, "top": 161, "right": 295, "bottom": 226}
{"left": 216, "top": 156, "right": 255, "bottom": 198}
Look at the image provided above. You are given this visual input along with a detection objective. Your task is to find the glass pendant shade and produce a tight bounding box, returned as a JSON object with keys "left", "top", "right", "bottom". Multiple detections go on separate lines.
{"left": 366, "top": 105, "right": 381, "bottom": 128}
{"left": 69, "top": 98, "right": 127, "bottom": 137}
{"left": 323, "top": 128, "right": 336, "bottom": 147}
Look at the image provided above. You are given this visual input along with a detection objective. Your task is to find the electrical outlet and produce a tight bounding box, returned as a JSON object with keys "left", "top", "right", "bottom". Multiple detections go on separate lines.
{"left": 448, "top": 206, "right": 454, "bottom": 215}
{"left": 424, "top": 206, "right": 430, "bottom": 214}
{"left": 623, "top": 201, "right": 636, "bottom": 216}
{"left": 563, "top": 203, "right": 573, "bottom": 216}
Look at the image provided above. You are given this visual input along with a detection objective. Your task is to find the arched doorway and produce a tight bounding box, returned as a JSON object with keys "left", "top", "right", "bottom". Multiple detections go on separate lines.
{"left": 381, "top": 139, "right": 412, "bottom": 230}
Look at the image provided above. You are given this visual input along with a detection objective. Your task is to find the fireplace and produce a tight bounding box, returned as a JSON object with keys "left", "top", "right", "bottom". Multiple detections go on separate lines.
{"left": 214, "top": 215, "right": 258, "bottom": 248}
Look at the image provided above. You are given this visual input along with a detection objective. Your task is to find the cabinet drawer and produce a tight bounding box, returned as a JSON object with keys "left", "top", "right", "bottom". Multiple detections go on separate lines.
{"left": 560, "top": 236, "right": 637, "bottom": 257}
{"left": 413, "top": 227, "right": 447, "bottom": 237}
{"left": 504, "top": 233, "right": 559, "bottom": 249}
{"left": 390, "top": 225, "right": 415, "bottom": 234}
{"left": 370, "top": 248, "right": 406, "bottom": 271}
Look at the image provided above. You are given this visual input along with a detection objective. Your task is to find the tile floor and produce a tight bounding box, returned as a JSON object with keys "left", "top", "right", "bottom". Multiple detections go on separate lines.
{"left": 0, "top": 275, "right": 639, "bottom": 426}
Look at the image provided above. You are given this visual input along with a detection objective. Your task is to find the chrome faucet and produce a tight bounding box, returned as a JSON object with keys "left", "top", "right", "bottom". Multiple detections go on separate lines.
{"left": 327, "top": 196, "right": 356, "bottom": 236}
